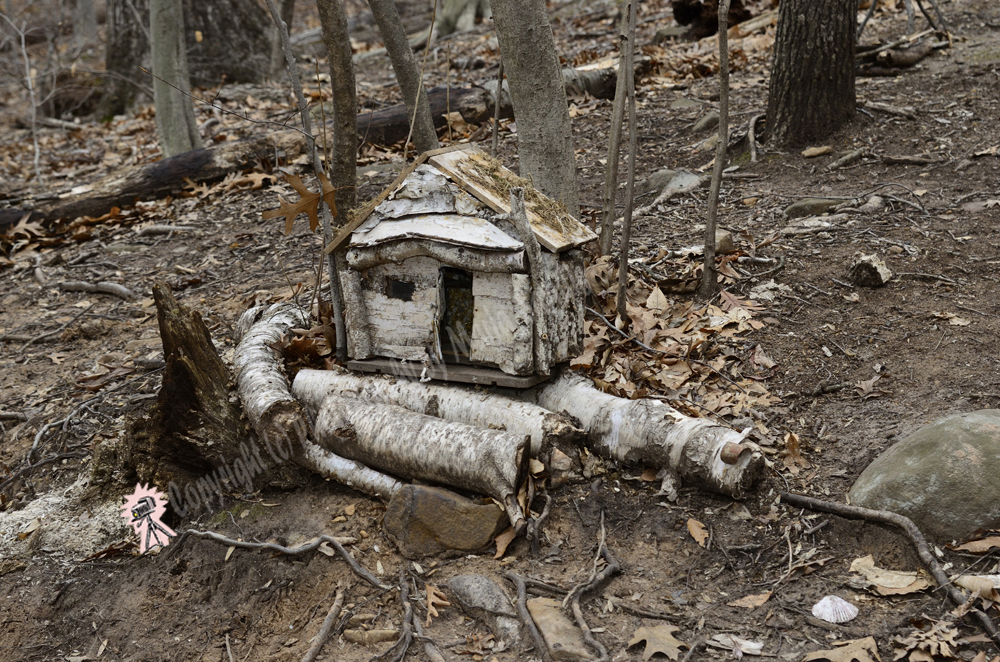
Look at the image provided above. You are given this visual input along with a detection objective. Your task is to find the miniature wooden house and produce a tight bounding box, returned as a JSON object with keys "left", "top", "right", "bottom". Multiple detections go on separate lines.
{"left": 327, "top": 145, "right": 597, "bottom": 387}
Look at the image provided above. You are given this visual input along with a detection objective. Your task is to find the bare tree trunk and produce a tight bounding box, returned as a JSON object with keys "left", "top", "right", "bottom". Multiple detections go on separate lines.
{"left": 268, "top": 0, "right": 296, "bottom": 80}
{"left": 367, "top": 0, "right": 439, "bottom": 154}
{"left": 149, "top": 0, "right": 202, "bottom": 157}
{"left": 490, "top": 0, "right": 579, "bottom": 217}
{"left": 765, "top": 0, "right": 855, "bottom": 147}
{"left": 699, "top": 0, "right": 729, "bottom": 300}
{"left": 72, "top": 0, "right": 98, "bottom": 46}
{"left": 317, "top": 0, "right": 358, "bottom": 213}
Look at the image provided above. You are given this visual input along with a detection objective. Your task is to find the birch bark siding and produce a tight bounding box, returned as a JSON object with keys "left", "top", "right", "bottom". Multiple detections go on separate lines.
{"left": 529, "top": 372, "right": 765, "bottom": 498}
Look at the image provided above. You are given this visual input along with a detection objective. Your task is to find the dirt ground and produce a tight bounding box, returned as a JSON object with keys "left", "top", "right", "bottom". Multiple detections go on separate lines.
{"left": 2, "top": 0, "right": 1000, "bottom": 660}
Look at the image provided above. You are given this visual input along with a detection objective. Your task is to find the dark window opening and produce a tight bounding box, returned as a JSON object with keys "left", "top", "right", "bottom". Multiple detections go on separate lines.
{"left": 439, "top": 267, "right": 474, "bottom": 362}
{"left": 385, "top": 278, "right": 416, "bottom": 301}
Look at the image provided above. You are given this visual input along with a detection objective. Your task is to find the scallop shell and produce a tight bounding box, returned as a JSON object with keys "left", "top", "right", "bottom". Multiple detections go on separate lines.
{"left": 811, "top": 595, "right": 859, "bottom": 623}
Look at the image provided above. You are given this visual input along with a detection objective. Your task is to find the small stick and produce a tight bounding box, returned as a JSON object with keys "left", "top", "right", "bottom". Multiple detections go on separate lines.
{"left": 615, "top": 0, "right": 638, "bottom": 320}
{"left": 779, "top": 492, "right": 1000, "bottom": 646}
{"left": 700, "top": 0, "right": 731, "bottom": 300}
{"left": 490, "top": 59, "right": 504, "bottom": 159}
{"left": 173, "top": 530, "right": 387, "bottom": 589}
{"left": 59, "top": 281, "right": 135, "bottom": 300}
{"left": 135, "top": 224, "right": 197, "bottom": 236}
{"left": 225, "top": 634, "right": 235, "bottom": 662}
{"left": 11, "top": 303, "right": 93, "bottom": 350}
{"left": 373, "top": 568, "right": 414, "bottom": 662}
{"left": 528, "top": 493, "right": 553, "bottom": 557}
{"left": 301, "top": 587, "right": 346, "bottom": 662}
{"left": 505, "top": 572, "right": 553, "bottom": 662}
{"left": 598, "top": 6, "right": 631, "bottom": 255}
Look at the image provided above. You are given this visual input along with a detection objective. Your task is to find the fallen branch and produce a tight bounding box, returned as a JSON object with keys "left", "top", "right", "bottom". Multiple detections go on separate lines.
{"left": 173, "top": 529, "right": 387, "bottom": 588}
{"left": 505, "top": 572, "right": 554, "bottom": 662}
{"left": 311, "top": 394, "right": 530, "bottom": 533}
{"left": 526, "top": 371, "right": 764, "bottom": 498}
{"left": 59, "top": 280, "right": 135, "bottom": 300}
{"left": 233, "top": 303, "right": 403, "bottom": 499}
{"left": 779, "top": 493, "right": 1000, "bottom": 646}
{"left": 292, "top": 367, "right": 582, "bottom": 457}
{"left": 301, "top": 587, "right": 346, "bottom": 662}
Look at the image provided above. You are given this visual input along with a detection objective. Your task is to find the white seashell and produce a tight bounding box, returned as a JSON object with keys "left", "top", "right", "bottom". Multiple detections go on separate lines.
{"left": 811, "top": 595, "right": 859, "bottom": 623}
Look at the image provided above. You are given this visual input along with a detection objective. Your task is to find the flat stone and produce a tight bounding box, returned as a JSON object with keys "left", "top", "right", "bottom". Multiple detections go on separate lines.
{"left": 382, "top": 485, "right": 507, "bottom": 559}
{"left": 636, "top": 168, "right": 678, "bottom": 196}
{"left": 447, "top": 574, "right": 521, "bottom": 645}
{"left": 780, "top": 217, "right": 832, "bottom": 236}
{"left": 669, "top": 97, "right": 702, "bottom": 110}
{"left": 526, "top": 598, "right": 594, "bottom": 662}
{"left": 847, "top": 253, "right": 892, "bottom": 288}
{"left": 693, "top": 111, "right": 719, "bottom": 133}
{"left": 784, "top": 198, "right": 842, "bottom": 218}
{"left": 849, "top": 410, "right": 1000, "bottom": 541}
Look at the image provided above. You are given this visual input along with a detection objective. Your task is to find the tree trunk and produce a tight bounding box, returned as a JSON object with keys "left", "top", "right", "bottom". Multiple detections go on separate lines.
{"left": 764, "top": 0, "right": 855, "bottom": 147}
{"left": 269, "top": 0, "right": 296, "bottom": 80}
{"left": 490, "top": 0, "right": 579, "bottom": 218}
{"left": 317, "top": 0, "right": 358, "bottom": 213}
{"left": 100, "top": 0, "right": 271, "bottom": 117}
{"left": 150, "top": 0, "right": 202, "bottom": 157}
{"left": 367, "top": 0, "right": 439, "bottom": 154}
{"left": 72, "top": 0, "right": 98, "bottom": 46}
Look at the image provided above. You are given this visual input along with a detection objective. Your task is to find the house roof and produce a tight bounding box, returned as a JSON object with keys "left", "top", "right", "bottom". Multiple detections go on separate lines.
{"left": 326, "top": 144, "right": 597, "bottom": 255}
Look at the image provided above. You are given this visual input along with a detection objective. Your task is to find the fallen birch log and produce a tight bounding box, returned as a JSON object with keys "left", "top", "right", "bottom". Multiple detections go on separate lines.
{"left": 292, "top": 368, "right": 582, "bottom": 456}
{"left": 233, "top": 303, "right": 402, "bottom": 500}
{"left": 312, "top": 394, "right": 530, "bottom": 533}
{"left": 525, "top": 371, "right": 764, "bottom": 498}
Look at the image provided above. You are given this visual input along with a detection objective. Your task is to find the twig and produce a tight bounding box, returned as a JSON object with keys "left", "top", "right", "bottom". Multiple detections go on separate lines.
{"left": 172, "top": 530, "right": 387, "bottom": 589}
{"left": 700, "top": 0, "right": 730, "bottom": 300}
{"left": 302, "top": 587, "right": 346, "bottom": 662}
{"left": 571, "top": 598, "right": 608, "bottom": 662}
{"left": 615, "top": 0, "right": 638, "bottom": 319}
{"left": 599, "top": 7, "right": 630, "bottom": 255}
{"left": 748, "top": 114, "right": 761, "bottom": 163}
{"left": 59, "top": 281, "right": 135, "bottom": 300}
{"left": 0, "top": 411, "right": 28, "bottom": 422}
{"left": 564, "top": 513, "right": 622, "bottom": 606}
{"left": 527, "top": 493, "right": 553, "bottom": 557}
{"left": 505, "top": 572, "right": 553, "bottom": 662}
{"left": 490, "top": 58, "right": 504, "bottom": 159}
{"left": 225, "top": 634, "right": 234, "bottom": 662}
{"left": 0, "top": 15, "right": 41, "bottom": 181}
{"left": 897, "top": 272, "right": 956, "bottom": 284}
{"left": 372, "top": 567, "right": 414, "bottom": 662}
{"left": 779, "top": 492, "right": 1000, "bottom": 647}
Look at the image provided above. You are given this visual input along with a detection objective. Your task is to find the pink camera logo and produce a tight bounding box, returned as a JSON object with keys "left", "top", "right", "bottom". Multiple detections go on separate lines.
{"left": 121, "top": 483, "right": 177, "bottom": 554}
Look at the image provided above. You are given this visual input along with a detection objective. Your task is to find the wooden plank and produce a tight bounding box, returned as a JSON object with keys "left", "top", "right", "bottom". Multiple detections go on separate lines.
{"left": 428, "top": 146, "right": 597, "bottom": 253}
{"left": 347, "top": 359, "right": 549, "bottom": 388}
{"left": 324, "top": 144, "right": 471, "bottom": 255}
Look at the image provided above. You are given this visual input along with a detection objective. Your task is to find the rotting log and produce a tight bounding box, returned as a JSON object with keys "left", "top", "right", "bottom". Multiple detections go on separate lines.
{"left": 311, "top": 393, "right": 530, "bottom": 532}
{"left": 525, "top": 371, "right": 764, "bottom": 499}
{"left": 233, "top": 303, "right": 403, "bottom": 499}
{"left": 292, "top": 367, "right": 582, "bottom": 456}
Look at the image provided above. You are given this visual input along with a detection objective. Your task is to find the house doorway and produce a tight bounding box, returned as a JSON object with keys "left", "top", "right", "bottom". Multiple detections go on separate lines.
{"left": 439, "top": 267, "right": 474, "bottom": 362}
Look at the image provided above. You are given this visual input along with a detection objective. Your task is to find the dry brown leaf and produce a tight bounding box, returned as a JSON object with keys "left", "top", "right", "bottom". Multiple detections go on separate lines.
{"left": 951, "top": 533, "right": 1000, "bottom": 554}
{"left": 849, "top": 555, "right": 932, "bottom": 596}
{"left": 261, "top": 172, "right": 337, "bottom": 233}
{"left": 954, "top": 575, "right": 1000, "bottom": 602}
{"left": 687, "top": 519, "right": 708, "bottom": 547}
{"left": 803, "top": 637, "right": 881, "bottom": 662}
{"left": 780, "top": 432, "right": 810, "bottom": 475}
{"left": 425, "top": 584, "right": 451, "bottom": 626}
{"left": 720, "top": 289, "right": 764, "bottom": 314}
{"left": 727, "top": 591, "right": 771, "bottom": 608}
{"left": 855, "top": 376, "right": 885, "bottom": 401}
{"left": 493, "top": 527, "right": 516, "bottom": 559}
{"left": 628, "top": 623, "right": 690, "bottom": 661}
{"left": 646, "top": 286, "right": 669, "bottom": 313}
{"left": 892, "top": 618, "right": 960, "bottom": 662}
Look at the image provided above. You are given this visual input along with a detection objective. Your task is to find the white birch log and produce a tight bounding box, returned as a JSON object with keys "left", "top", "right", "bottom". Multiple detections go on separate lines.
{"left": 312, "top": 393, "right": 530, "bottom": 532}
{"left": 528, "top": 371, "right": 764, "bottom": 498}
{"left": 292, "top": 368, "right": 582, "bottom": 456}
{"left": 233, "top": 303, "right": 402, "bottom": 500}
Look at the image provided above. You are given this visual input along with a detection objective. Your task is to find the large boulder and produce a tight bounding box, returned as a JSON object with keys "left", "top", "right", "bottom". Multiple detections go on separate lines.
{"left": 849, "top": 410, "right": 1000, "bottom": 541}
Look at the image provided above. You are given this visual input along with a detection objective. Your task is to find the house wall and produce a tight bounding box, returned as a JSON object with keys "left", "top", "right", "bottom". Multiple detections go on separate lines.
{"left": 470, "top": 272, "right": 534, "bottom": 375}
{"left": 538, "top": 249, "right": 586, "bottom": 364}
{"left": 360, "top": 257, "right": 440, "bottom": 362}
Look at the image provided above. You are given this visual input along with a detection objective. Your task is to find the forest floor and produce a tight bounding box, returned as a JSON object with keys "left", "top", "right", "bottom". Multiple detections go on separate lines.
{"left": 1, "top": 0, "right": 1000, "bottom": 660}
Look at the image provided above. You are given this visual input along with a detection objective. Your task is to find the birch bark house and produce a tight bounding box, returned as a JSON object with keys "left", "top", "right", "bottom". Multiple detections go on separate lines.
{"left": 326, "top": 144, "right": 597, "bottom": 387}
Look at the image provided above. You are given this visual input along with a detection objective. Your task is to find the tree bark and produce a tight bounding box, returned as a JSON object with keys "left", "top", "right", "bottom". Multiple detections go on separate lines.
{"left": 490, "top": 0, "right": 579, "bottom": 217}
{"left": 268, "top": 0, "right": 297, "bottom": 80}
{"left": 765, "top": 0, "right": 856, "bottom": 147}
{"left": 72, "top": 0, "right": 98, "bottom": 46}
{"left": 150, "top": 0, "right": 202, "bottom": 157}
{"left": 367, "top": 0, "right": 439, "bottom": 155}
{"left": 100, "top": 0, "right": 272, "bottom": 117}
{"left": 317, "top": 0, "right": 358, "bottom": 213}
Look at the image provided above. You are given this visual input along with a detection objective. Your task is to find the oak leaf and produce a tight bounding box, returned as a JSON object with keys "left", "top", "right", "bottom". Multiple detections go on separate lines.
{"left": 628, "top": 623, "right": 689, "bottom": 661}
{"left": 720, "top": 289, "right": 764, "bottom": 314}
{"left": 951, "top": 533, "right": 1000, "bottom": 554}
{"left": 780, "top": 432, "right": 810, "bottom": 475}
{"left": 425, "top": 584, "right": 451, "bottom": 626}
{"left": 262, "top": 172, "right": 337, "bottom": 233}
{"left": 803, "top": 637, "right": 881, "bottom": 662}
{"left": 687, "top": 519, "right": 708, "bottom": 547}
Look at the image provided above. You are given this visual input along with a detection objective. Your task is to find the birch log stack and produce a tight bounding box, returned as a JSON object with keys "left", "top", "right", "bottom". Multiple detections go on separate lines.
{"left": 293, "top": 368, "right": 582, "bottom": 456}
{"left": 527, "top": 371, "right": 764, "bottom": 498}
{"left": 233, "top": 303, "right": 403, "bottom": 500}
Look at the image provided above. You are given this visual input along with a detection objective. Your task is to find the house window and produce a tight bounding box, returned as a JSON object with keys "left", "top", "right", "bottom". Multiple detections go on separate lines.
{"left": 385, "top": 278, "right": 416, "bottom": 301}
{"left": 439, "top": 267, "right": 473, "bottom": 362}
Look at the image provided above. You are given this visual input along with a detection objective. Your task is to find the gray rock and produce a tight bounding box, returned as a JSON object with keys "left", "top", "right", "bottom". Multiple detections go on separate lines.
{"left": 382, "top": 484, "right": 508, "bottom": 559}
{"left": 784, "top": 198, "right": 842, "bottom": 218}
{"left": 693, "top": 111, "right": 720, "bottom": 133}
{"left": 447, "top": 574, "right": 521, "bottom": 645}
{"left": 847, "top": 253, "right": 892, "bottom": 288}
{"left": 653, "top": 25, "right": 687, "bottom": 44}
{"left": 849, "top": 410, "right": 1000, "bottom": 541}
{"left": 526, "top": 598, "right": 594, "bottom": 661}
{"left": 636, "top": 168, "right": 678, "bottom": 196}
